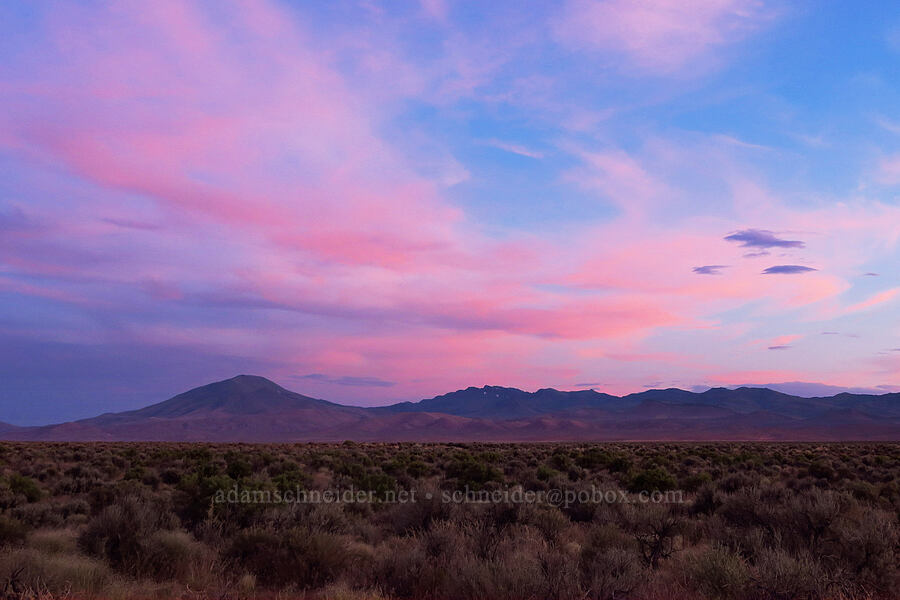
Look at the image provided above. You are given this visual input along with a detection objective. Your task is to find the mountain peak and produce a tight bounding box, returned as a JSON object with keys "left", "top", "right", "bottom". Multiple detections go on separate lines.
{"left": 124, "top": 375, "right": 333, "bottom": 419}
{"left": 226, "top": 373, "right": 280, "bottom": 385}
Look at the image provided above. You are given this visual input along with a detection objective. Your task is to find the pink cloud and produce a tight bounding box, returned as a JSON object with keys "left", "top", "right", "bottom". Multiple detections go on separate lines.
{"left": 1, "top": 0, "right": 899, "bottom": 406}
{"left": 554, "top": 0, "right": 776, "bottom": 73}
{"left": 751, "top": 334, "right": 802, "bottom": 350}
{"left": 843, "top": 288, "right": 900, "bottom": 315}
{"left": 420, "top": 0, "right": 449, "bottom": 22}
{"left": 877, "top": 154, "right": 900, "bottom": 185}
{"left": 566, "top": 149, "right": 670, "bottom": 217}
{"left": 483, "top": 139, "right": 544, "bottom": 159}
{"left": 1, "top": 0, "right": 465, "bottom": 273}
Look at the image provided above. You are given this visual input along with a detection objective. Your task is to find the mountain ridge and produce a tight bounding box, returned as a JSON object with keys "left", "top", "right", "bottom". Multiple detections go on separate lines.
{"left": 2, "top": 375, "right": 898, "bottom": 442}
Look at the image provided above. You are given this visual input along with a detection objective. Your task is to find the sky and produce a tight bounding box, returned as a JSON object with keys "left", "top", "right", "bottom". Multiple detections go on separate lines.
{"left": 2, "top": 0, "right": 900, "bottom": 425}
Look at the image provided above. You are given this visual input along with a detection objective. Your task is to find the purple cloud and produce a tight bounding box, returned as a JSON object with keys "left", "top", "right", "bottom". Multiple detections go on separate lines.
{"left": 725, "top": 229, "right": 805, "bottom": 249}
{"left": 0, "top": 207, "right": 34, "bottom": 232}
{"left": 296, "top": 374, "right": 396, "bottom": 387}
{"left": 762, "top": 265, "right": 817, "bottom": 275}
{"left": 768, "top": 345, "right": 792, "bottom": 350}
{"left": 101, "top": 217, "right": 162, "bottom": 231}
{"left": 692, "top": 265, "right": 728, "bottom": 275}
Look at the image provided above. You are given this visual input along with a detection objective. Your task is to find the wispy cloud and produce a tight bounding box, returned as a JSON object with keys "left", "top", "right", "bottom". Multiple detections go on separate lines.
{"left": 553, "top": 0, "right": 777, "bottom": 74}
{"left": 574, "top": 381, "right": 608, "bottom": 388}
{"left": 101, "top": 218, "right": 162, "bottom": 231}
{"left": 874, "top": 115, "right": 900, "bottom": 134}
{"left": 0, "top": 207, "right": 34, "bottom": 232}
{"left": 419, "top": 0, "right": 448, "bottom": 21}
{"left": 296, "top": 374, "right": 396, "bottom": 387}
{"left": 843, "top": 288, "right": 900, "bottom": 314}
{"left": 483, "top": 139, "right": 544, "bottom": 159}
{"left": 760, "top": 334, "right": 802, "bottom": 351}
{"left": 877, "top": 154, "right": 900, "bottom": 185}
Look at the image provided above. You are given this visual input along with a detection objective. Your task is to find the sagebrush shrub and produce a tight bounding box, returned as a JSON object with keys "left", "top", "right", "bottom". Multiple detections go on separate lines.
{"left": 227, "top": 527, "right": 348, "bottom": 589}
{"left": 78, "top": 494, "right": 179, "bottom": 577}
{"left": 8, "top": 474, "right": 42, "bottom": 503}
{"left": 628, "top": 467, "right": 677, "bottom": 493}
{"left": 752, "top": 547, "right": 823, "bottom": 600}
{"left": 686, "top": 544, "right": 750, "bottom": 600}
{"left": 0, "top": 515, "right": 27, "bottom": 547}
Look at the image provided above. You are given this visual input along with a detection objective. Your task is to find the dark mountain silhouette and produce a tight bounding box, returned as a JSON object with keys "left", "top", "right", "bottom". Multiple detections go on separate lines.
{"left": 625, "top": 387, "right": 834, "bottom": 419}
{"left": 94, "top": 375, "right": 345, "bottom": 421}
{"left": 379, "top": 384, "right": 900, "bottom": 421}
{"left": 375, "top": 385, "right": 622, "bottom": 419}
{"left": 2, "top": 376, "right": 898, "bottom": 442}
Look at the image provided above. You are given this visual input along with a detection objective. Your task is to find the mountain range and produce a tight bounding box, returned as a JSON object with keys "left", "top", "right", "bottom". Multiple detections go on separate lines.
{"left": 1, "top": 374, "right": 898, "bottom": 442}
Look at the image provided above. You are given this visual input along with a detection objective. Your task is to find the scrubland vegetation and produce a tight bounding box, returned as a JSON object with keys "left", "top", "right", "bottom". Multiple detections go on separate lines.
{"left": 0, "top": 442, "right": 897, "bottom": 599}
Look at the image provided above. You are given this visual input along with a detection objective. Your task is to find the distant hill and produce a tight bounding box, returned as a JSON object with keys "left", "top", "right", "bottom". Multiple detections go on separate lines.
{"left": 0, "top": 421, "right": 24, "bottom": 436}
{"left": 2, "top": 375, "right": 898, "bottom": 442}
